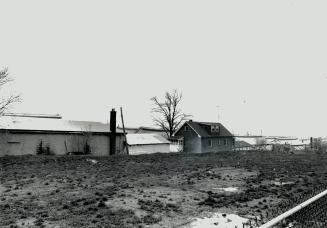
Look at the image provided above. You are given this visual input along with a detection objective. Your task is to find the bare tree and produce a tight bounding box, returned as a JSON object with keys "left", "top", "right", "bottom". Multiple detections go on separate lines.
{"left": 0, "top": 68, "right": 20, "bottom": 115}
{"left": 151, "top": 89, "right": 190, "bottom": 138}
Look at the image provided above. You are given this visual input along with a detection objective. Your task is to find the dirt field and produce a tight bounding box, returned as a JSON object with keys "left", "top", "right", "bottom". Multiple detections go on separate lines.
{"left": 1, "top": 151, "right": 327, "bottom": 228}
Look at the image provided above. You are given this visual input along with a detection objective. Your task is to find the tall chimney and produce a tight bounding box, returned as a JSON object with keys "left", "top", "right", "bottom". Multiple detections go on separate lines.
{"left": 109, "top": 109, "right": 116, "bottom": 155}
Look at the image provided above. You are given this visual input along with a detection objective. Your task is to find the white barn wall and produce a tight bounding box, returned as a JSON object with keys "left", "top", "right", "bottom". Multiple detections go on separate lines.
{"left": 129, "top": 144, "right": 170, "bottom": 155}
{"left": 0, "top": 133, "right": 124, "bottom": 156}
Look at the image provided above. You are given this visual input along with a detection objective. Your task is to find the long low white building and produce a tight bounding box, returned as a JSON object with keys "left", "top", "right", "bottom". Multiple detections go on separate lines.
{"left": 126, "top": 133, "right": 171, "bottom": 155}
{"left": 0, "top": 113, "right": 126, "bottom": 156}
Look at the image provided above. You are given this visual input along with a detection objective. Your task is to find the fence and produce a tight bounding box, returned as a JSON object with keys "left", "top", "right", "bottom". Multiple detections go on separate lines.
{"left": 233, "top": 144, "right": 273, "bottom": 152}
{"left": 259, "top": 189, "right": 327, "bottom": 227}
{"left": 239, "top": 185, "right": 327, "bottom": 227}
{"left": 233, "top": 144, "right": 307, "bottom": 153}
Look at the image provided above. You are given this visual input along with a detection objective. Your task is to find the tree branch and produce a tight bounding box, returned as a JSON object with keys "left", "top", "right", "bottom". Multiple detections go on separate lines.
{"left": 0, "top": 68, "right": 21, "bottom": 116}
{"left": 150, "top": 89, "right": 191, "bottom": 138}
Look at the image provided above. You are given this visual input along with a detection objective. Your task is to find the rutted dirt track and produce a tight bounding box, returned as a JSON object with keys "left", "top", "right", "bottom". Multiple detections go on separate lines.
{"left": 1, "top": 151, "right": 327, "bottom": 228}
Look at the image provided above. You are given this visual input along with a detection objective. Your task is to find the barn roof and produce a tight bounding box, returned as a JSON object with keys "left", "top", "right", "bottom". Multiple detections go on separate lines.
{"left": 0, "top": 116, "right": 124, "bottom": 134}
{"left": 126, "top": 133, "right": 170, "bottom": 146}
{"left": 175, "top": 121, "right": 234, "bottom": 138}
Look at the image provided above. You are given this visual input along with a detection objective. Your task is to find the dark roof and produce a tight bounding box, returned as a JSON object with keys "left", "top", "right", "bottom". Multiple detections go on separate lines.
{"left": 176, "top": 121, "right": 234, "bottom": 138}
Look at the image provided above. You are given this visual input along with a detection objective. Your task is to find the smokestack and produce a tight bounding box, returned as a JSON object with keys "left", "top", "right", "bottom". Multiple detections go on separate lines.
{"left": 110, "top": 109, "right": 116, "bottom": 155}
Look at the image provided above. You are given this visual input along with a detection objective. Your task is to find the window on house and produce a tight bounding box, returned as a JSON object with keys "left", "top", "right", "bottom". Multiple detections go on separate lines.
{"left": 211, "top": 125, "right": 220, "bottom": 133}
{"left": 208, "top": 139, "right": 212, "bottom": 147}
{"left": 211, "top": 126, "right": 215, "bottom": 132}
{"left": 217, "top": 138, "right": 221, "bottom": 145}
{"left": 184, "top": 126, "right": 189, "bottom": 131}
{"left": 223, "top": 139, "right": 227, "bottom": 145}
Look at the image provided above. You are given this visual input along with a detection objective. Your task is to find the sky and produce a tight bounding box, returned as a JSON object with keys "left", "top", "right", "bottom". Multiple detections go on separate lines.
{"left": 1, "top": 0, "right": 327, "bottom": 138}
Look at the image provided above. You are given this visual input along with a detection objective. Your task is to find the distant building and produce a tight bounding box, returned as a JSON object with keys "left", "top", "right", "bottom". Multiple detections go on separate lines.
{"left": 126, "top": 133, "right": 171, "bottom": 155}
{"left": 265, "top": 137, "right": 306, "bottom": 146}
{"left": 0, "top": 113, "right": 126, "bottom": 156}
{"left": 174, "top": 120, "right": 235, "bottom": 153}
{"left": 118, "top": 126, "right": 183, "bottom": 153}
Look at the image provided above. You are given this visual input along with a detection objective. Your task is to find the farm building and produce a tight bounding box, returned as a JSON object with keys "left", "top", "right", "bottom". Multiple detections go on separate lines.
{"left": 0, "top": 112, "right": 126, "bottom": 156}
{"left": 174, "top": 120, "right": 235, "bottom": 153}
{"left": 118, "top": 126, "right": 183, "bottom": 152}
{"left": 126, "top": 133, "right": 171, "bottom": 155}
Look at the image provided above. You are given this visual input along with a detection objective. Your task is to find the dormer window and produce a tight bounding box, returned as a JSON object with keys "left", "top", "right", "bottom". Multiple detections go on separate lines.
{"left": 211, "top": 125, "right": 220, "bottom": 133}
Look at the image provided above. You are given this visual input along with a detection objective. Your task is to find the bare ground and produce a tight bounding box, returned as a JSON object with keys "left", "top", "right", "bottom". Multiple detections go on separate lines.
{"left": 1, "top": 151, "right": 327, "bottom": 227}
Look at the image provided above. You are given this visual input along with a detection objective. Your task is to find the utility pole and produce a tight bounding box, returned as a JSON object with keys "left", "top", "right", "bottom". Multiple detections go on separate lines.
{"left": 120, "top": 107, "right": 129, "bottom": 155}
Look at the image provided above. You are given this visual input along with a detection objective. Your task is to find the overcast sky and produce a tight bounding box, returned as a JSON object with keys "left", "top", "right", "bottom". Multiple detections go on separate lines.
{"left": 1, "top": 0, "right": 327, "bottom": 137}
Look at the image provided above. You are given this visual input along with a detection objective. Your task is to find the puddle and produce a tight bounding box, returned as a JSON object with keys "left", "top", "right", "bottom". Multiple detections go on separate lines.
{"left": 273, "top": 181, "right": 294, "bottom": 186}
{"left": 212, "top": 187, "right": 239, "bottom": 192}
{"left": 187, "top": 213, "right": 248, "bottom": 228}
{"left": 86, "top": 159, "right": 98, "bottom": 164}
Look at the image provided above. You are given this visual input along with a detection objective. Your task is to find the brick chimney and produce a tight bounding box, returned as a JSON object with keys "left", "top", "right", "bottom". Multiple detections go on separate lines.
{"left": 109, "top": 109, "right": 116, "bottom": 155}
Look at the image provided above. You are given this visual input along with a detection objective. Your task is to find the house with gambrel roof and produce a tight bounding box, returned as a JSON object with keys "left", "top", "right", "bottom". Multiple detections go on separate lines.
{"left": 174, "top": 120, "right": 235, "bottom": 153}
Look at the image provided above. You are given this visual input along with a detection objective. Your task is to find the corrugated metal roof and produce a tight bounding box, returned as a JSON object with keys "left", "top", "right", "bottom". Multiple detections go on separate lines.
{"left": 0, "top": 116, "right": 124, "bottom": 134}
{"left": 126, "top": 133, "right": 170, "bottom": 145}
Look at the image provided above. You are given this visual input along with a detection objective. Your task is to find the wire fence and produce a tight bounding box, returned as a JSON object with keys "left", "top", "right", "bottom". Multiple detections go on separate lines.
{"left": 239, "top": 184, "right": 327, "bottom": 227}
{"left": 285, "top": 193, "right": 327, "bottom": 227}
